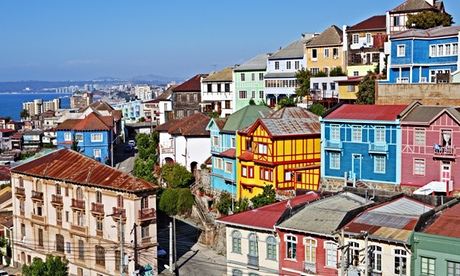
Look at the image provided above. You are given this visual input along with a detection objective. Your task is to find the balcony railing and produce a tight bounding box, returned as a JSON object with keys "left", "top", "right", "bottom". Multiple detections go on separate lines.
{"left": 71, "top": 199, "right": 85, "bottom": 210}
{"left": 369, "top": 143, "right": 388, "bottom": 154}
{"left": 112, "top": 207, "right": 126, "bottom": 222}
{"left": 324, "top": 140, "right": 342, "bottom": 151}
{"left": 51, "top": 195, "right": 63, "bottom": 206}
{"left": 304, "top": 261, "right": 317, "bottom": 274}
{"left": 70, "top": 224, "right": 88, "bottom": 236}
{"left": 31, "top": 213, "right": 46, "bottom": 224}
{"left": 434, "top": 146, "right": 456, "bottom": 158}
{"left": 15, "top": 187, "right": 25, "bottom": 198}
{"left": 138, "top": 208, "right": 156, "bottom": 222}
{"left": 247, "top": 255, "right": 259, "bottom": 268}
{"left": 91, "top": 202, "right": 105, "bottom": 215}
{"left": 160, "top": 147, "right": 174, "bottom": 154}
{"left": 31, "top": 190, "right": 44, "bottom": 201}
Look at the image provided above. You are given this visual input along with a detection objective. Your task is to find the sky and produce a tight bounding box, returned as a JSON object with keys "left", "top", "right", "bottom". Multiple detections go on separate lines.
{"left": 0, "top": 0, "right": 459, "bottom": 82}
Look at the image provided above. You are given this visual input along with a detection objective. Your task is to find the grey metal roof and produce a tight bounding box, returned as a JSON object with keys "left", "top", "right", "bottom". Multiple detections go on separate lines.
{"left": 277, "top": 192, "right": 372, "bottom": 235}
{"left": 264, "top": 72, "right": 297, "bottom": 79}
{"left": 234, "top": 53, "right": 269, "bottom": 72}
{"left": 401, "top": 105, "right": 460, "bottom": 124}
{"left": 306, "top": 25, "right": 343, "bottom": 48}
{"left": 269, "top": 107, "right": 318, "bottom": 119}
{"left": 261, "top": 118, "right": 320, "bottom": 136}
{"left": 392, "top": 25, "right": 460, "bottom": 39}
{"left": 369, "top": 197, "right": 432, "bottom": 216}
{"left": 269, "top": 39, "right": 307, "bottom": 60}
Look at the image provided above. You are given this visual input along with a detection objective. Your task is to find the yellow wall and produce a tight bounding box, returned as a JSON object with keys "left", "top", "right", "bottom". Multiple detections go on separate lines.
{"left": 306, "top": 45, "right": 345, "bottom": 73}
{"left": 347, "top": 64, "right": 376, "bottom": 77}
{"left": 338, "top": 82, "right": 359, "bottom": 100}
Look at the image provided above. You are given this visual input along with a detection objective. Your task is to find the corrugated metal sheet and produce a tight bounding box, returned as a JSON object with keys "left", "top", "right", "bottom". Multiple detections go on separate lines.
{"left": 424, "top": 202, "right": 460, "bottom": 238}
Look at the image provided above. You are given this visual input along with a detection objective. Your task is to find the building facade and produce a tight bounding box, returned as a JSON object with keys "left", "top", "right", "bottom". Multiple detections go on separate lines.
{"left": 306, "top": 26, "right": 345, "bottom": 76}
{"left": 201, "top": 67, "right": 234, "bottom": 118}
{"left": 172, "top": 74, "right": 207, "bottom": 120}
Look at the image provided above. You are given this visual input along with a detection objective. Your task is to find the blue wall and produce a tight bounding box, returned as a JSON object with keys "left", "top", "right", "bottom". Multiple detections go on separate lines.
{"left": 57, "top": 130, "right": 112, "bottom": 163}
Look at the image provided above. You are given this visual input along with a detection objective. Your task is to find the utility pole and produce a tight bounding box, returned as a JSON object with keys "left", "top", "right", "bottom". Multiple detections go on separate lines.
{"left": 173, "top": 217, "right": 177, "bottom": 274}
{"left": 132, "top": 223, "right": 139, "bottom": 271}
{"left": 120, "top": 218, "right": 125, "bottom": 276}
{"left": 363, "top": 231, "right": 369, "bottom": 276}
{"left": 169, "top": 222, "right": 173, "bottom": 273}
{"left": 340, "top": 228, "right": 346, "bottom": 276}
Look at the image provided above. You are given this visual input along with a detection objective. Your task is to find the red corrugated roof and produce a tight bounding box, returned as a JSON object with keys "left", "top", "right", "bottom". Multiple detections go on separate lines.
{"left": 424, "top": 202, "right": 460, "bottom": 238}
{"left": 348, "top": 15, "right": 386, "bottom": 32}
{"left": 156, "top": 113, "right": 210, "bottom": 137}
{"left": 0, "top": 166, "right": 11, "bottom": 182}
{"left": 217, "top": 192, "right": 319, "bottom": 230}
{"left": 12, "top": 149, "right": 158, "bottom": 193}
{"left": 56, "top": 112, "right": 113, "bottom": 131}
{"left": 173, "top": 74, "right": 208, "bottom": 92}
{"left": 325, "top": 104, "right": 408, "bottom": 121}
{"left": 239, "top": 151, "right": 254, "bottom": 161}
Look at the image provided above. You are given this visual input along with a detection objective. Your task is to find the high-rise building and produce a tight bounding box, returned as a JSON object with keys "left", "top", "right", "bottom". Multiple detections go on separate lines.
{"left": 70, "top": 92, "right": 93, "bottom": 109}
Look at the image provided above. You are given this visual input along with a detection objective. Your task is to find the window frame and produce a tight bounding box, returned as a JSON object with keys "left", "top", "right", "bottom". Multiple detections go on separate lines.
{"left": 351, "top": 125, "right": 362, "bottom": 142}
{"left": 231, "top": 230, "right": 242, "bottom": 254}
{"left": 374, "top": 126, "right": 386, "bottom": 144}
{"left": 324, "top": 241, "right": 338, "bottom": 268}
{"left": 330, "top": 152, "right": 341, "bottom": 170}
{"left": 374, "top": 155, "right": 386, "bottom": 174}
{"left": 304, "top": 237, "right": 317, "bottom": 264}
{"left": 266, "top": 236, "right": 277, "bottom": 261}
{"left": 421, "top": 256, "right": 436, "bottom": 276}
{"left": 330, "top": 124, "right": 340, "bottom": 141}
{"left": 91, "top": 133, "right": 103, "bottom": 142}
{"left": 285, "top": 234, "right": 297, "bottom": 260}
{"left": 397, "top": 44, "right": 406, "bottom": 57}
{"left": 414, "top": 158, "right": 426, "bottom": 176}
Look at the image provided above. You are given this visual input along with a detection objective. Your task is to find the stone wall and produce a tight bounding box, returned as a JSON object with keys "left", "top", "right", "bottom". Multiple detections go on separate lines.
{"left": 376, "top": 83, "right": 460, "bottom": 105}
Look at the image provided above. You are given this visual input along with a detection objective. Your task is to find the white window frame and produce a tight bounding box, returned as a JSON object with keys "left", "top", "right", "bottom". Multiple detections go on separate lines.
{"left": 324, "top": 48, "right": 330, "bottom": 58}
{"left": 304, "top": 238, "right": 317, "bottom": 264}
{"left": 414, "top": 128, "right": 426, "bottom": 146}
{"left": 366, "top": 33, "right": 372, "bottom": 44}
{"left": 375, "top": 126, "right": 386, "bottom": 144}
{"left": 331, "top": 124, "right": 340, "bottom": 141}
{"left": 352, "top": 34, "right": 359, "bottom": 44}
{"left": 91, "top": 133, "right": 103, "bottom": 142}
{"left": 242, "top": 166, "right": 247, "bottom": 177}
{"left": 266, "top": 236, "right": 277, "bottom": 261}
{"left": 369, "top": 245, "right": 382, "bottom": 273}
{"left": 231, "top": 230, "right": 242, "bottom": 254}
{"left": 93, "top": 149, "right": 101, "bottom": 159}
{"left": 212, "top": 136, "right": 219, "bottom": 147}
{"left": 352, "top": 125, "right": 362, "bottom": 142}
{"left": 64, "top": 132, "right": 72, "bottom": 142}
{"left": 224, "top": 162, "right": 232, "bottom": 174}
{"left": 295, "top": 61, "right": 300, "bottom": 70}
{"left": 285, "top": 234, "right": 297, "bottom": 260}
{"left": 330, "top": 152, "right": 340, "bottom": 170}
{"left": 397, "top": 44, "right": 406, "bottom": 57}
{"left": 324, "top": 242, "right": 338, "bottom": 268}
{"left": 215, "top": 158, "right": 223, "bottom": 170}
{"left": 258, "top": 143, "right": 268, "bottom": 155}
{"left": 374, "top": 155, "right": 386, "bottom": 174}
{"left": 421, "top": 256, "right": 436, "bottom": 276}
{"left": 394, "top": 249, "right": 407, "bottom": 275}
{"left": 414, "top": 158, "right": 426, "bottom": 176}
{"left": 311, "top": 49, "right": 318, "bottom": 60}
{"left": 284, "top": 171, "right": 292, "bottom": 181}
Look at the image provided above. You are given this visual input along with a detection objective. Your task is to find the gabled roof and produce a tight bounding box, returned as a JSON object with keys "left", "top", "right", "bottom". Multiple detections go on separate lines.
{"left": 202, "top": 67, "right": 233, "bottom": 82}
{"left": 217, "top": 192, "right": 319, "bottom": 231}
{"left": 423, "top": 201, "right": 460, "bottom": 238}
{"left": 269, "top": 38, "right": 308, "bottom": 60}
{"left": 56, "top": 112, "right": 113, "bottom": 131}
{"left": 206, "top": 117, "right": 227, "bottom": 131}
{"left": 219, "top": 148, "right": 236, "bottom": 159}
{"left": 344, "top": 196, "right": 432, "bottom": 243}
{"left": 173, "top": 74, "right": 208, "bottom": 92}
{"left": 390, "top": 0, "right": 444, "bottom": 13}
{"left": 348, "top": 15, "right": 387, "bottom": 32}
{"left": 401, "top": 105, "right": 460, "bottom": 125}
{"left": 323, "top": 104, "right": 408, "bottom": 121}
{"left": 277, "top": 192, "right": 372, "bottom": 235}
{"left": 391, "top": 25, "right": 460, "bottom": 39}
{"left": 306, "top": 25, "right": 343, "bottom": 48}
{"left": 145, "top": 85, "right": 177, "bottom": 103}
{"left": 221, "top": 105, "right": 273, "bottom": 134}
{"left": 234, "top": 53, "right": 269, "bottom": 72}
{"left": 156, "top": 113, "right": 210, "bottom": 137}
{"left": 12, "top": 149, "right": 158, "bottom": 193}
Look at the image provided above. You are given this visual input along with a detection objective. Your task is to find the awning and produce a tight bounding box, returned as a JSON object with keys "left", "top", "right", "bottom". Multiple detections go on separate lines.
{"left": 413, "top": 181, "right": 453, "bottom": 195}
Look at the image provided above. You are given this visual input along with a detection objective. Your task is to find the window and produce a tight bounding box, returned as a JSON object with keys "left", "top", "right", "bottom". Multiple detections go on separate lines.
{"left": 96, "top": 191, "right": 102, "bottom": 203}
{"left": 66, "top": 211, "right": 69, "bottom": 222}
{"left": 375, "top": 126, "right": 386, "bottom": 144}
{"left": 239, "top": 91, "right": 247, "bottom": 99}
{"left": 76, "top": 187, "right": 83, "bottom": 200}
{"left": 225, "top": 162, "right": 232, "bottom": 174}
{"left": 215, "top": 158, "right": 223, "bottom": 170}
{"left": 421, "top": 257, "right": 435, "bottom": 276}
{"left": 259, "top": 91, "right": 264, "bottom": 99}
{"left": 349, "top": 241, "right": 360, "bottom": 266}
{"left": 251, "top": 91, "right": 256, "bottom": 98}
{"left": 56, "top": 234, "right": 64, "bottom": 253}
{"left": 266, "top": 236, "right": 277, "bottom": 260}
{"left": 258, "top": 143, "right": 268, "bottom": 155}
{"left": 430, "top": 45, "right": 437, "bottom": 57}
{"left": 430, "top": 69, "right": 451, "bottom": 83}
{"left": 232, "top": 269, "right": 243, "bottom": 276}
{"left": 333, "top": 48, "right": 339, "bottom": 58}
{"left": 295, "top": 61, "right": 300, "bottom": 69}
{"left": 275, "top": 61, "right": 279, "bottom": 70}
{"left": 66, "top": 242, "right": 71, "bottom": 254}
{"left": 259, "top": 73, "right": 264, "bottom": 80}
{"left": 56, "top": 209, "right": 62, "bottom": 222}
{"left": 96, "top": 217, "right": 103, "bottom": 232}
{"left": 91, "top": 133, "right": 103, "bottom": 142}
{"left": 231, "top": 230, "right": 242, "bottom": 254}
{"left": 19, "top": 200, "right": 24, "bottom": 214}
{"left": 55, "top": 183, "right": 61, "bottom": 195}
{"left": 75, "top": 133, "right": 83, "bottom": 142}
{"left": 348, "top": 85, "right": 355, "bottom": 92}
{"left": 64, "top": 132, "right": 72, "bottom": 141}
{"left": 394, "top": 249, "right": 407, "bottom": 274}
{"left": 304, "top": 238, "right": 317, "bottom": 264}
{"left": 141, "top": 225, "right": 149, "bottom": 238}
{"left": 369, "top": 245, "right": 382, "bottom": 272}
{"left": 414, "top": 128, "right": 426, "bottom": 145}
{"left": 285, "top": 235, "right": 297, "bottom": 260}
{"left": 141, "top": 196, "right": 149, "bottom": 209}
{"left": 248, "top": 233, "right": 258, "bottom": 257}
{"left": 76, "top": 211, "right": 85, "bottom": 226}
{"left": 352, "top": 126, "right": 362, "bottom": 142}
{"left": 322, "top": 82, "right": 327, "bottom": 90}
{"left": 38, "top": 228, "right": 43, "bottom": 247}
{"left": 242, "top": 166, "right": 247, "bottom": 177}
{"left": 397, "top": 45, "right": 406, "bottom": 57}
{"left": 207, "top": 83, "right": 212, "bottom": 92}
{"left": 217, "top": 83, "right": 221, "bottom": 92}
{"left": 115, "top": 251, "right": 121, "bottom": 272}
{"left": 225, "top": 83, "right": 230, "bottom": 92}
{"left": 446, "top": 44, "right": 452, "bottom": 56}
{"left": 352, "top": 34, "right": 359, "bottom": 44}
{"left": 366, "top": 33, "right": 372, "bottom": 44}
{"left": 260, "top": 168, "right": 273, "bottom": 181}
{"left": 374, "top": 155, "right": 386, "bottom": 173}
{"left": 330, "top": 82, "right": 336, "bottom": 90}
{"left": 286, "top": 61, "right": 291, "bottom": 69}
{"left": 284, "top": 171, "right": 292, "bottom": 181}
{"left": 330, "top": 152, "right": 340, "bottom": 169}
{"left": 438, "top": 44, "right": 444, "bottom": 56}
{"left": 311, "top": 68, "right": 319, "bottom": 75}
{"left": 21, "top": 223, "right": 26, "bottom": 239}
{"left": 240, "top": 73, "right": 245, "bottom": 81}
{"left": 212, "top": 136, "right": 219, "bottom": 147}
{"left": 414, "top": 159, "right": 425, "bottom": 175}
{"left": 93, "top": 149, "right": 101, "bottom": 159}
{"left": 230, "top": 137, "right": 236, "bottom": 148}
{"left": 393, "top": 15, "right": 400, "bottom": 26}
{"left": 454, "top": 43, "right": 459, "bottom": 55}
{"left": 447, "top": 261, "right": 460, "bottom": 276}
{"left": 117, "top": 195, "right": 124, "bottom": 208}
{"left": 78, "top": 240, "right": 84, "bottom": 260}
{"left": 95, "top": 245, "right": 105, "bottom": 267}
{"left": 325, "top": 242, "right": 337, "bottom": 268}
{"left": 311, "top": 49, "right": 318, "bottom": 60}
{"left": 248, "top": 166, "right": 254, "bottom": 178}
{"left": 324, "top": 48, "right": 330, "bottom": 58}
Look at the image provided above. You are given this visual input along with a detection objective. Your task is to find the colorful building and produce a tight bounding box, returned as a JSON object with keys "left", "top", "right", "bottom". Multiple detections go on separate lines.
{"left": 207, "top": 105, "right": 272, "bottom": 196}
{"left": 386, "top": 25, "right": 460, "bottom": 84}
{"left": 236, "top": 107, "right": 320, "bottom": 199}
{"left": 233, "top": 53, "right": 269, "bottom": 111}
{"left": 400, "top": 104, "right": 460, "bottom": 195}
{"left": 337, "top": 76, "right": 362, "bottom": 102}
{"left": 201, "top": 67, "right": 234, "bottom": 117}
{"left": 217, "top": 192, "right": 319, "bottom": 276}
{"left": 172, "top": 74, "right": 208, "bottom": 119}
{"left": 321, "top": 104, "right": 408, "bottom": 190}
{"left": 275, "top": 192, "right": 372, "bottom": 276}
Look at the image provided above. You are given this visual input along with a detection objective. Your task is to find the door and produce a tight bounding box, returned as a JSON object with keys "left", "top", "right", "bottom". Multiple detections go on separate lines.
{"left": 352, "top": 154, "right": 361, "bottom": 181}
{"left": 441, "top": 161, "right": 451, "bottom": 184}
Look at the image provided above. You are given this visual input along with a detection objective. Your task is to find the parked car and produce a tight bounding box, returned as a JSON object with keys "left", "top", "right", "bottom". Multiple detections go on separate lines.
{"left": 157, "top": 247, "right": 167, "bottom": 258}
{"left": 128, "top": 139, "right": 136, "bottom": 147}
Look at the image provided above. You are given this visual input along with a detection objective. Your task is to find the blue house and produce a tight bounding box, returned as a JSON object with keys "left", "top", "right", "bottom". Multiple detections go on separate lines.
{"left": 320, "top": 104, "right": 409, "bottom": 188}
{"left": 206, "top": 105, "right": 272, "bottom": 196}
{"left": 386, "top": 25, "right": 460, "bottom": 84}
{"left": 56, "top": 112, "right": 114, "bottom": 163}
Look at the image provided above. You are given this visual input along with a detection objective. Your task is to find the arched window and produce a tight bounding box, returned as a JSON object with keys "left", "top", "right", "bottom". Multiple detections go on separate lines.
{"left": 285, "top": 234, "right": 297, "bottom": 260}
{"left": 76, "top": 187, "right": 83, "bottom": 200}
{"left": 266, "top": 236, "right": 277, "bottom": 260}
{"left": 304, "top": 238, "right": 317, "bottom": 264}
{"left": 232, "top": 269, "right": 243, "bottom": 276}
{"left": 248, "top": 233, "right": 258, "bottom": 257}
{"left": 369, "top": 245, "right": 382, "bottom": 273}
{"left": 231, "top": 230, "right": 242, "bottom": 254}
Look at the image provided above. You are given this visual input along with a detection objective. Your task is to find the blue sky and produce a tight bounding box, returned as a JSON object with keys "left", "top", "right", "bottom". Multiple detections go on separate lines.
{"left": 0, "top": 0, "right": 459, "bottom": 81}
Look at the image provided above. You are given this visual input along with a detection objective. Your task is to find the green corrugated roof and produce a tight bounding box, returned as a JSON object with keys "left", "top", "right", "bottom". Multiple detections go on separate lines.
{"left": 222, "top": 105, "right": 273, "bottom": 133}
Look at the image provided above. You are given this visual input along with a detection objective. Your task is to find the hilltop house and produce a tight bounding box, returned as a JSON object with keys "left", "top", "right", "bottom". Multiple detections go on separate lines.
{"left": 201, "top": 67, "right": 234, "bottom": 118}
{"left": 172, "top": 74, "right": 208, "bottom": 120}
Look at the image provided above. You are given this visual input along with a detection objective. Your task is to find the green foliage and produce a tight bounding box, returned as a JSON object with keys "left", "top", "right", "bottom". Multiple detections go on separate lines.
{"left": 295, "top": 68, "right": 311, "bottom": 98}
{"left": 329, "top": 66, "right": 346, "bottom": 77}
{"left": 313, "top": 71, "right": 328, "bottom": 77}
{"left": 159, "top": 188, "right": 194, "bottom": 216}
{"left": 19, "top": 152, "right": 36, "bottom": 160}
{"left": 309, "top": 103, "right": 326, "bottom": 116}
{"left": 278, "top": 97, "right": 296, "bottom": 108}
{"left": 356, "top": 72, "right": 377, "bottom": 104}
{"left": 133, "top": 158, "right": 157, "bottom": 183}
{"left": 161, "top": 163, "right": 193, "bottom": 188}
{"left": 216, "top": 192, "right": 233, "bottom": 215}
{"left": 248, "top": 99, "right": 256, "bottom": 105}
{"left": 138, "top": 117, "right": 146, "bottom": 122}
{"left": 251, "top": 185, "right": 276, "bottom": 208}
{"left": 133, "top": 132, "right": 159, "bottom": 183}
{"left": 207, "top": 111, "right": 220, "bottom": 118}
{"left": 20, "top": 109, "right": 29, "bottom": 119}
{"left": 22, "top": 255, "right": 69, "bottom": 276}
{"left": 70, "top": 139, "right": 79, "bottom": 152}
{"left": 406, "top": 11, "right": 453, "bottom": 29}
{"left": 234, "top": 198, "right": 249, "bottom": 213}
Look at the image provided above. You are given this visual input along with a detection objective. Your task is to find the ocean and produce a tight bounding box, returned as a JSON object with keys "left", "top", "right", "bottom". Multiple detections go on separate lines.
{"left": 0, "top": 93, "right": 71, "bottom": 120}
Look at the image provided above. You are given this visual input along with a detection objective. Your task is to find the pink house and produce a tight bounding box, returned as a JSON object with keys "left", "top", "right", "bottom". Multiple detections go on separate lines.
{"left": 401, "top": 104, "right": 460, "bottom": 195}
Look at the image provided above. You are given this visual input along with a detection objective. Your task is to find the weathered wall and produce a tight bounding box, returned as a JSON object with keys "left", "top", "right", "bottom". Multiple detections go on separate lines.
{"left": 376, "top": 83, "right": 460, "bottom": 105}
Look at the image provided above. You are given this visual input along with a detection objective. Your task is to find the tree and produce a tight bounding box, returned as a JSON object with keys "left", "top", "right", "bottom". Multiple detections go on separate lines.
{"left": 309, "top": 103, "right": 326, "bottom": 116}
{"left": 251, "top": 185, "right": 276, "bottom": 208}
{"left": 278, "top": 97, "right": 296, "bottom": 108}
{"left": 20, "top": 109, "right": 29, "bottom": 120}
{"left": 313, "top": 71, "right": 328, "bottom": 77}
{"left": 329, "top": 66, "right": 346, "bottom": 77}
{"left": 133, "top": 158, "right": 156, "bottom": 183}
{"left": 406, "top": 11, "right": 453, "bottom": 29}
{"left": 161, "top": 163, "right": 193, "bottom": 188}
{"left": 295, "top": 68, "right": 311, "bottom": 98}
{"left": 248, "top": 99, "right": 256, "bottom": 105}
{"left": 159, "top": 188, "right": 194, "bottom": 216}
{"left": 356, "top": 72, "right": 377, "bottom": 104}
{"left": 216, "top": 192, "right": 233, "bottom": 215}
{"left": 22, "top": 255, "right": 68, "bottom": 276}
{"left": 133, "top": 132, "right": 159, "bottom": 183}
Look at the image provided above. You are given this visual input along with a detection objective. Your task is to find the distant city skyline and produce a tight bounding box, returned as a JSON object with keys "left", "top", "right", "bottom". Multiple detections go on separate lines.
{"left": 1, "top": 0, "right": 459, "bottom": 81}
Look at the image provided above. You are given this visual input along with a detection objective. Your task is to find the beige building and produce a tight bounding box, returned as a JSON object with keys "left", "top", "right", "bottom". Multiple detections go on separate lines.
{"left": 70, "top": 92, "right": 93, "bottom": 110}
{"left": 11, "top": 149, "right": 158, "bottom": 276}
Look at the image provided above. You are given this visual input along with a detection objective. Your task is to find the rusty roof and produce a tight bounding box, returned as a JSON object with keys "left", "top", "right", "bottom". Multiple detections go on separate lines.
{"left": 156, "top": 113, "right": 210, "bottom": 137}
{"left": 173, "top": 74, "right": 208, "bottom": 92}
{"left": 268, "top": 106, "right": 318, "bottom": 119}
{"left": 12, "top": 149, "right": 158, "bottom": 193}
{"left": 0, "top": 166, "right": 11, "bottom": 182}
{"left": 348, "top": 15, "right": 387, "bottom": 32}
{"left": 423, "top": 201, "right": 460, "bottom": 238}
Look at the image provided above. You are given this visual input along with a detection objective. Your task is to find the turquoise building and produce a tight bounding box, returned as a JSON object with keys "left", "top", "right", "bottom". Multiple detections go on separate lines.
{"left": 206, "top": 105, "right": 272, "bottom": 195}
{"left": 233, "top": 53, "right": 269, "bottom": 111}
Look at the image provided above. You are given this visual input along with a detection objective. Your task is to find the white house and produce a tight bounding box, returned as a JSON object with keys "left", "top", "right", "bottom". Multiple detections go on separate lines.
{"left": 11, "top": 149, "right": 159, "bottom": 276}
{"left": 157, "top": 113, "right": 211, "bottom": 173}
{"left": 201, "top": 67, "right": 235, "bottom": 118}
{"left": 310, "top": 76, "right": 348, "bottom": 100}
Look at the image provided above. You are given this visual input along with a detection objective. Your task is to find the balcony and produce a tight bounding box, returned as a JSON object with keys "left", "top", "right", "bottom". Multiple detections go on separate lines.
{"left": 51, "top": 195, "right": 63, "bottom": 207}
{"left": 70, "top": 224, "right": 88, "bottom": 236}
{"left": 15, "top": 187, "right": 25, "bottom": 198}
{"left": 31, "top": 213, "right": 46, "bottom": 224}
{"left": 160, "top": 146, "right": 174, "bottom": 154}
{"left": 91, "top": 202, "right": 105, "bottom": 216}
{"left": 247, "top": 255, "right": 259, "bottom": 269}
{"left": 31, "top": 190, "right": 44, "bottom": 202}
{"left": 138, "top": 208, "right": 156, "bottom": 222}
{"left": 369, "top": 143, "right": 388, "bottom": 154}
{"left": 112, "top": 207, "right": 126, "bottom": 222}
{"left": 304, "top": 261, "right": 317, "bottom": 274}
{"left": 71, "top": 199, "right": 86, "bottom": 210}
{"left": 324, "top": 140, "right": 342, "bottom": 151}
{"left": 434, "top": 146, "right": 456, "bottom": 159}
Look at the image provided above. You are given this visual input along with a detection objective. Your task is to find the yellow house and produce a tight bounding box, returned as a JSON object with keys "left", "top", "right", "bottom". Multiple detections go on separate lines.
{"left": 306, "top": 25, "right": 345, "bottom": 75}
{"left": 338, "top": 76, "right": 362, "bottom": 102}
{"left": 236, "top": 107, "right": 321, "bottom": 199}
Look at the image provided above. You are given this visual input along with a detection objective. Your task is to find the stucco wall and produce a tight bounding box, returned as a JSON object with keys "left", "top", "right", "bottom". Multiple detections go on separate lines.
{"left": 376, "top": 83, "right": 460, "bottom": 105}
